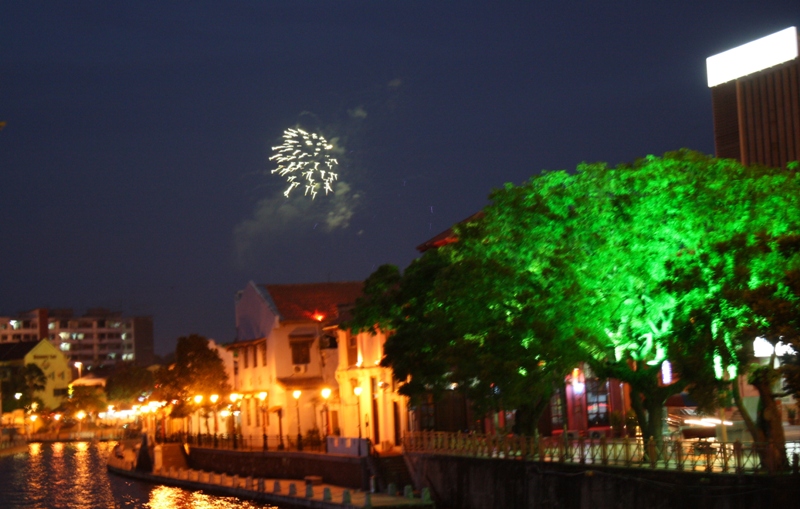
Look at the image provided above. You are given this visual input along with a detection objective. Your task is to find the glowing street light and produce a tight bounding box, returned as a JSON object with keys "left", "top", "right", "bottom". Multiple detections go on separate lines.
{"left": 258, "top": 392, "right": 268, "bottom": 451}
{"left": 321, "top": 387, "right": 331, "bottom": 452}
{"left": 353, "top": 385, "right": 363, "bottom": 456}
{"left": 293, "top": 390, "right": 302, "bottom": 451}
{"left": 210, "top": 394, "right": 219, "bottom": 448}
{"left": 74, "top": 361, "right": 82, "bottom": 379}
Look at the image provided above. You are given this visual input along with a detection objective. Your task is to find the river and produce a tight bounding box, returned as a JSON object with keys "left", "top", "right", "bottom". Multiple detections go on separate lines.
{"left": 0, "top": 441, "right": 277, "bottom": 509}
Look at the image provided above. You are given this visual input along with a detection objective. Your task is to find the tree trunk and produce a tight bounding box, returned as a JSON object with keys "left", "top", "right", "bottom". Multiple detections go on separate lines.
{"left": 751, "top": 371, "right": 787, "bottom": 471}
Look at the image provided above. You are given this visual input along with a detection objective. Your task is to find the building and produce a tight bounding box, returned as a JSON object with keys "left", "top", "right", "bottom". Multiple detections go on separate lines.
{"left": 708, "top": 26, "right": 800, "bottom": 168}
{"left": 228, "top": 281, "right": 408, "bottom": 453}
{"left": 0, "top": 308, "right": 154, "bottom": 372}
{"left": 0, "top": 339, "right": 72, "bottom": 410}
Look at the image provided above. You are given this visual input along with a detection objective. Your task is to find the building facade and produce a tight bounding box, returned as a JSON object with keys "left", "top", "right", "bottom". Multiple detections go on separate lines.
{"left": 224, "top": 281, "right": 408, "bottom": 453}
{"left": 0, "top": 308, "right": 154, "bottom": 372}
{"left": 0, "top": 339, "right": 72, "bottom": 410}
{"left": 708, "top": 26, "right": 800, "bottom": 168}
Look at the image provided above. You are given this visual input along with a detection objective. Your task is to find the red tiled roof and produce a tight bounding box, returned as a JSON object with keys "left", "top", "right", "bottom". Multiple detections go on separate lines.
{"left": 262, "top": 282, "right": 363, "bottom": 323}
{"left": 416, "top": 211, "right": 484, "bottom": 252}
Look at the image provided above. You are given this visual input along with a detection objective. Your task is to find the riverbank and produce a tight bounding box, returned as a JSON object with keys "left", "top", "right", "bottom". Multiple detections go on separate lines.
{"left": 0, "top": 440, "right": 27, "bottom": 457}
{"left": 107, "top": 446, "right": 434, "bottom": 509}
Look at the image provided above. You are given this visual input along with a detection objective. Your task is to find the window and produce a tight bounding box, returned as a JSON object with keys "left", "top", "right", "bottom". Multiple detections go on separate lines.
{"left": 290, "top": 341, "right": 312, "bottom": 365}
{"left": 243, "top": 347, "right": 249, "bottom": 369}
{"left": 550, "top": 390, "right": 565, "bottom": 429}
{"left": 261, "top": 343, "right": 267, "bottom": 366}
{"left": 585, "top": 378, "right": 610, "bottom": 427}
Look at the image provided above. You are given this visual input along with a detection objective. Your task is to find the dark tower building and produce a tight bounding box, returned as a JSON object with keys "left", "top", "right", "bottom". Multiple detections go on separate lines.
{"left": 707, "top": 26, "right": 800, "bottom": 168}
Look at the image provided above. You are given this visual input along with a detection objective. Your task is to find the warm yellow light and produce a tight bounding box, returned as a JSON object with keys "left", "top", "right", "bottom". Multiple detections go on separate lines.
{"left": 54, "top": 414, "right": 62, "bottom": 421}
{"left": 74, "top": 361, "right": 82, "bottom": 368}
{"left": 194, "top": 395, "right": 203, "bottom": 404}
{"left": 321, "top": 387, "right": 331, "bottom": 400}
{"left": 292, "top": 390, "right": 301, "bottom": 400}
{"left": 210, "top": 394, "right": 219, "bottom": 404}
{"left": 220, "top": 410, "right": 231, "bottom": 418}
{"left": 30, "top": 414, "right": 38, "bottom": 421}
{"left": 258, "top": 392, "right": 267, "bottom": 401}
{"left": 230, "top": 393, "right": 241, "bottom": 402}
{"left": 353, "top": 386, "right": 362, "bottom": 396}
{"left": 76, "top": 411, "right": 86, "bottom": 420}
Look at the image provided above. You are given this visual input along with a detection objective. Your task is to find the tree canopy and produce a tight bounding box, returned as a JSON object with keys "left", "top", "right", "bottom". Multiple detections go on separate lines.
{"left": 156, "top": 334, "right": 231, "bottom": 418}
{"left": 350, "top": 150, "right": 800, "bottom": 443}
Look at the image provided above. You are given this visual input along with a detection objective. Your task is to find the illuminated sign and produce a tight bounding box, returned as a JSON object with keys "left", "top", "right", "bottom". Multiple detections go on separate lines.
{"left": 706, "top": 26, "right": 798, "bottom": 87}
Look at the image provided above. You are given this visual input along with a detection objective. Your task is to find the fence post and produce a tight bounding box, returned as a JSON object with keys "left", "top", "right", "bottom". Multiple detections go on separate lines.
{"left": 538, "top": 437, "right": 546, "bottom": 462}
{"left": 623, "top": 438, "right": 631, "bottom": 467}
{"left": 578, "top": 436, "right": 586, "bottom": 464}
{"left": 675, "top": 440, "right": 684, "bottom": 471}
{"left": 734, "top": 440, "right": 743, "bottom": 474}
{"left": 721, "top": 440, "right": 729, "bottom": 473}
{"left": 600, "top": 436, "right": 608, "bottom": 466}
{"left": 647, "top": 437, "right": 656, "bottom": 469}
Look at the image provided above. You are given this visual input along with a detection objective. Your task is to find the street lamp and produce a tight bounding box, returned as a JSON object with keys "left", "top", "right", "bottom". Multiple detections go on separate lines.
{"left": 258, "top": 392, "right": 268, "bottom": 451}
{"left": 321, "top": 387, "right": 331, "bottom": 452}
{"left": 293, "top": 390, "right": 303, "bottom": 451}
{"left": 193, "top": 395, "right": 204, "bottom": 444}
{"left": 210, "top": 394, "right": 219, "bottom": 448}
{"left": 230, "top": 393, "right": 241, "bottom": 449}
{"left": 74, "top": 361, "right": 82, "bottom": 380}
{"left": 353, "top": 386, "right": 363, "bottom": 456}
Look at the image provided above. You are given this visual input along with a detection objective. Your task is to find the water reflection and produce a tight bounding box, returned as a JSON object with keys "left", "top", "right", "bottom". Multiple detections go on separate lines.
{"left": 0, "top": 442, "right": 277, "bottom": 509}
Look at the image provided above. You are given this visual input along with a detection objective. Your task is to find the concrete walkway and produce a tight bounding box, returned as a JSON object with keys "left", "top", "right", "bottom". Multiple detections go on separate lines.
{"left": 108, "top": 452, "right": 433, "bottom": 509}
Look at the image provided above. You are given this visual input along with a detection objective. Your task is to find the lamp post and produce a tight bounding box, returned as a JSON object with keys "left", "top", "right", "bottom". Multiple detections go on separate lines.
{"left": 194, "top": 395, "right": 204, "bottom": 445}
{"left": 258, "top": 392, "right": 268, "bottom": 451}
{"left": 321, "top": 387, "right": 331, "bottom": 452}
{"left": 277, "top": 408, "right": 284, "bottom": 450}
{"left": 210, "top": 394, "right": 219, "bottom": 448}
{"left": 230, "top": 393, "right": 240, "bottom": 449}
{"left": 353, "top": 386, "right": 363, "bottom": 456}
{"left": 74, "top": 361, "right": 82, "bottom": 380}
{"left": 293, "top": 390, "right": 303, "bottom": 451}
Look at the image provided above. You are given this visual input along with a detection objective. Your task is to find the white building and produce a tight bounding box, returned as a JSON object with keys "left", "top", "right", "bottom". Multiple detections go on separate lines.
{"left": 229, "top": 281, "right": 408, "bottom": 453}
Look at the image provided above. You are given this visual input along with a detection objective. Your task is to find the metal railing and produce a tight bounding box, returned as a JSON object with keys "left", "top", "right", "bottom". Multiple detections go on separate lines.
{"left": 176, "top": 433, "right": 327, "bottom": 453}
{"left": 403, "top": 431, "right": 800, "bottom": 474}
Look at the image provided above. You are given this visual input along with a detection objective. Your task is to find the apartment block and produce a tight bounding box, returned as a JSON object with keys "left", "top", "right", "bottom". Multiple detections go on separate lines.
{"left": 0, "top": 308, "right": 154, "bottom": 372}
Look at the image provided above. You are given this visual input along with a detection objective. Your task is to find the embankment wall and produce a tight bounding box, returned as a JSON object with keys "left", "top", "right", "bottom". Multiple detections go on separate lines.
{"left": 405, "top": 453, "right": 800, "bottom": 509}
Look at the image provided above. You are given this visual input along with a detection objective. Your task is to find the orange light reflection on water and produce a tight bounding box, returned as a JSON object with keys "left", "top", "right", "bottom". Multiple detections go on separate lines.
{"left": 146, "top": 485, "right": 271, "bottom": 509}
{"left": 28, "top": 442, "right": 42, "bottom": 456}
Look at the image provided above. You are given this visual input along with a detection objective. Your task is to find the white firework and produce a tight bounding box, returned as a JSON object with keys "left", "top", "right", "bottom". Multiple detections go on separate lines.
{"left": 269, "top": 128, "right": 339, "bottom": 199}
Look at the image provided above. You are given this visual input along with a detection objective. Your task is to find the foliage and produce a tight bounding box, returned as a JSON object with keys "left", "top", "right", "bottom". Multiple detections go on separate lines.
{"left": 63, "top": 385, "right": 107, "bottom": 417}
{"left": 1, "top": 363, "right": 47, "bottom": 412}
{"left": 155, "top": 334, "right": 231, "bottom": 418}
{"left": 351, "top": 150, "right": 800, "bottom": 446}
{"left": 105, "top": 363, "right": 155, "bottom": 406}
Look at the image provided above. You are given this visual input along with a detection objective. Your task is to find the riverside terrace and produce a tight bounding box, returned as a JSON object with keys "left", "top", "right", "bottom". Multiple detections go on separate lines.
{"left": 402, "top": 431, "right": 800, "bottom": 474}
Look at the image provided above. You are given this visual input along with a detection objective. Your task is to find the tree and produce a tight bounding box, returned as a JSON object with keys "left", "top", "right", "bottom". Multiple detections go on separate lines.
{"left": 2, "top": 363, "right": 47, "bottom": 412}
{"left": 354, "top": 150, "right": 800, "bottom": 447}
{"left": 667, "top": 232, "right": 800, "bottom": 468}
{"left": 105, "top": 363, "right": 155, "bottom": 407}
{"left": 156, "top": 334, "right": 230, "bottom": 418}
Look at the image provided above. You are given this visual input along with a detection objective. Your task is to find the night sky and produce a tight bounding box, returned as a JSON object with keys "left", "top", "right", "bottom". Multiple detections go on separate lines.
{"left": 3, "top": 2, "right": 799, "bottom": 356}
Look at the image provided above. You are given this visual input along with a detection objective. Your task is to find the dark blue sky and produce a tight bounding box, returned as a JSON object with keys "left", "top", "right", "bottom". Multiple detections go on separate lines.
{"left": 2, "top": 2, "right": 799, "bottom": 355}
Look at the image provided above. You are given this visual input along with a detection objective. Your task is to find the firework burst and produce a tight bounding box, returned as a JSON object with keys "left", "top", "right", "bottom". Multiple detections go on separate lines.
{"left": 269, "top": 128, "right": 339, "bottom": 199}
